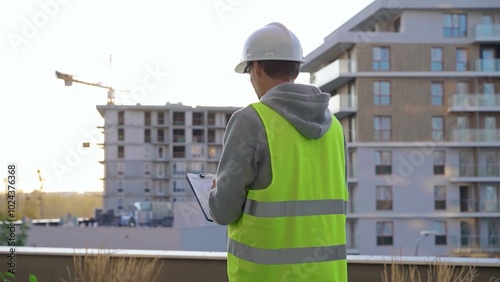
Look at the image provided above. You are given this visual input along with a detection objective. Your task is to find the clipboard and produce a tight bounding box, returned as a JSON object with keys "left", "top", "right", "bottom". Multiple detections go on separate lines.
{"left": 186, "top": 173, "right": 215, "bottom": 222}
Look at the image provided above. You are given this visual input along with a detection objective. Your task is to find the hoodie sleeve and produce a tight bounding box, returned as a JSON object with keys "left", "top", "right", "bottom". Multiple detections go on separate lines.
{"left": 208, "top": 109, "right": 260, "bottom": 225}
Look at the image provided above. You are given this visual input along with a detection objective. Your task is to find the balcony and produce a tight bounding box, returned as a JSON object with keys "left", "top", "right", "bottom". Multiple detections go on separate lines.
{"left": 472, "top": 24, "right": 500, "bottom": 43}
{"left": 473, "top": 59, "right": 500, "bottom": 72}
{"left": 329, "top": 93, "right": 357, "bottom": 119}
{"left": 448, "top": 129, "right": 500, "bottom": 143}
{"left": 449, "top": 164, "right": 500, "bottom": 182}
{"left": 348, "top": 164, "right": 357, "bottom": 183}
{"left": 449, "top": 199, "right": 500, "bottom": 213}
{"left": 311, "top": 60, "right": 357, "bottom": 93}
{"left": 448, "top": 93, "right": 500, "bottom": 112}
{"left": 451, "top": 235, "right": 500, "bottom": 254}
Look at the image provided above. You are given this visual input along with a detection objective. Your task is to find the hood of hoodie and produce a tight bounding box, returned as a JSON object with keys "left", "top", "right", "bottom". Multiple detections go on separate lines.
{"left": 260, "top": 83, "right": 332, "bottom": 140}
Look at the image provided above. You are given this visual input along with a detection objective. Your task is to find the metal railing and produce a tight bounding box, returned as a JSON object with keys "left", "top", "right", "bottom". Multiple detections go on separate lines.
{"left": 448, "top": 164, "right": 500, "bottom": 178}
{"left": 451, "top": 235, "right": 500, "bottom": 253}
{"left": 449, "top": 93, "right": 500, "bottom": 109}
{"left": 312, "top": 60, "right": 357, "bottom": 87}
{"left": 473, "top": 59, "right": 500, "bottom": 72}
{"left": 449, "top": 199, "right": 500, "bottom": 213}
{"left": 449, "top": 129, "right": 500, "bottom": 142}
{"left": 329, "top": 93, "right": 357, "bottom": 113}
{"left": 473, "top": 24, "right": 500, "bottom": 40}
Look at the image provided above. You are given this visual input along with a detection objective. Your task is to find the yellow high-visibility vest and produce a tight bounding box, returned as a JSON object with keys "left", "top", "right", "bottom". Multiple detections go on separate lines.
{"left": 227, "top": 102, "right": 348, "bottom": 282}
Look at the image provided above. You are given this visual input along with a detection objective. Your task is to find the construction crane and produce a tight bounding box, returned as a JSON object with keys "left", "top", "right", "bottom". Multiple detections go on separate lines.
{"left": 55, "top": 70, "right": 117, "bottom": 105}
{"left": 37, "top": 169, "right": 45, "bottom": 219}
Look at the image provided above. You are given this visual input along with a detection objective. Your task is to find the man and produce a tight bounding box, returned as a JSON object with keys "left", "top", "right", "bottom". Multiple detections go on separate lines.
{"left": 208, "top": 22, "right": 348, "bottom": 281}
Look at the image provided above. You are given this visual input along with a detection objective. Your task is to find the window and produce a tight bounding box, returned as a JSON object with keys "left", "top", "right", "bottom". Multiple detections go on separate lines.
{"left": 374, "top": 81, "right": 391, "bottom": 105}
{"left": 118, "top": 111, "right": 124, "bottom": 125}
{"left": 375, "top": 151, "right": 392, "bottom": 175}
{"left": 157, "top": 181, "right": 165, "bottom": 195}
{"left": 173, "top": 180, "right": 186, "bottom": 193}
{"left": 118, "top": 128, "right": 124, "bottom": 141}
{"left": 434, "top": 186, "right": 446, "bottom": 210}
{"left": 173, "top": 112, "right": 185, "bottom": 125}
{"left": 144, "top": 129, "right": 151, "bottom": 143}
{"left": 173, "top": 162, "right": 186, "bottom": 175}
{"left": 156, "top": 163, "right": 164, "bottom": 178}
{"left": 374, "top": 116, "right": 391, "bottom": 141}
{"left": 456, "top": 48, "right": 468, "bottom": 71}
{"left": 157, "top": 147, "right": 164, "bottom": 159}
{"left": 373, "top": 47, "right": 390, "bottom": 70}
{"left": 117, "top": 162, "right": 124, "bottom": 177}
{"left": 173, "top": 146, "right": 185, "bottom": 158}
{"left": 191, "top": 145, "right": 204, "bottom": 158}
{"left": 157, "top": 129, "right": 164, "bottom": 143}
{"left": 173, "top": 129, "right": 185, "bottom": 143}
{"left": 117, "top": 198, "right": 123, "bottom": 210}
{"left": 376, "top": 186, "right": 393, "bottom": 210}
{"left": 118, "top": 146, "right": 124, "bottom": 158}
{"left": 144, "top": 163, "right": 151, "bottom": 176}
{"left": 117, "top": 181, "right": 124, "bottom": 193}
{"left": 157, "top": 112, "right": 164, "bottom": 125}
{"left": 207, "top": 112, "right": 216, "bottom": 126}
{"left": 432, "top": 116, "right": 445, "bottom": 141}
{"left": 207, "top": 129, "right": 216, "bottom": 143}
{"left": 193, "top": 112, "right": 204, "bottom": 126}
{"left": 144, "top": 112, "right": 151, "bottom": 126}
{"left": 393, "top": 17, "right": 400, "bottom": 32}
{"left": 144, "top": 180, "right": 150, "bottom": 193}
{"left": 443, "top": 13, "right": 467, "bottom": 37}
{"left": 191, "top": 162, "right": 203, "bottom": 174}
{"left": 376, "top": 221, "right": 393, "bottom": 246}
{"left": 433, "top": 151, "right": 445, "bottom": 175}
{"left": 431, "top": 48, "right": 443, "bottom": 71}
{"left": 225, "top": 113, "right": 233, "bottom": 125}
{"left": 193, "top": 129, "right": 204, "bottom": 143}
{"left": 431, "top": 82, "right": 444, "bottom": 105}
{"left": 434, "top": 221, "right": 447, "bottom": 245}
{"left": 208, "top": 146, "right": 218, "bottom": 159}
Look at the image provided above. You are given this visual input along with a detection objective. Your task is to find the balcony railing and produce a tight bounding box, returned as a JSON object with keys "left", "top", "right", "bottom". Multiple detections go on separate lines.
{"left": 449, "top": 129, "right": 500, "bottom": 142}
{"left": 449, "top": 164, "right": 500, "bottom": 178}
{"left": 449, "top": 199, "right": 500, "bottom": 213}
{"left": 473, "top": 59, "right": 500, "bottom": 72}
{"left": 472, "top": 24, "right": 500, "bottom": 41}
{"left": 329, "top": 93, "right": 357, "bottom": 117}
{"left": 451, "top": 235, "right": 500, "bottom": 253}
{"left": 311, "top": 60, "right": 357, "bottom": 88}
{"left": 449, "top": 93, "right": 500, "bottom": 110}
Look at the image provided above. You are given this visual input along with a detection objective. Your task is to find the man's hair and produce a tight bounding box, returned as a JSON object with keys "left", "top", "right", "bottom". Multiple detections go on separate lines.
{"left": 258, "top": 60, "right": 300, "bottom": 80}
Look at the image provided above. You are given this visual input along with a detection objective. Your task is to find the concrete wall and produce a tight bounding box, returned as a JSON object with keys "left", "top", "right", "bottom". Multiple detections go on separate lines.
{"left": 2, "top": 248, "right": 499, "bottom": 282}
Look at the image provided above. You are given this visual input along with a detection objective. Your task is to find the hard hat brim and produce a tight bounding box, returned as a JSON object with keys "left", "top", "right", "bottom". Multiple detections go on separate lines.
{"left": 234, "top": 62, "right": 246, "bottom": 74}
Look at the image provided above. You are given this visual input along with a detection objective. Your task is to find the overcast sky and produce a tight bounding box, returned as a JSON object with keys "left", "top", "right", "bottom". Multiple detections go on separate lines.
{"left": 0, "top": 0, "right": 374, "bottom": 192}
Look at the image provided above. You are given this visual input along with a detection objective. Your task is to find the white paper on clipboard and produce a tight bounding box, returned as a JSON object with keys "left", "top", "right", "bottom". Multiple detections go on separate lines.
{"left": 186, "top": 173, "right": 215, "bottom": 222}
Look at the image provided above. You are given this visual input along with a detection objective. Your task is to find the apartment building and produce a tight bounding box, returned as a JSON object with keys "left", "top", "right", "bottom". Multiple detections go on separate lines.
{"left": 301, "top": 0, "right": 500, "bottom": 257}
{"left": 96, "top": 103, "right": 239, "bottom": 224}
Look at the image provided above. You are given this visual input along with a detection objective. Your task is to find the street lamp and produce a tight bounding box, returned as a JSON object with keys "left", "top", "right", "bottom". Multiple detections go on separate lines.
{"left": 415, "top": 230, "right": 437, "bottom": 256}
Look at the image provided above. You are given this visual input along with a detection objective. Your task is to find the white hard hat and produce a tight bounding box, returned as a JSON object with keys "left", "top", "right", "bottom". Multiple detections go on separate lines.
{"left": 234, "top": 22, "right": 305, "bottom": 73}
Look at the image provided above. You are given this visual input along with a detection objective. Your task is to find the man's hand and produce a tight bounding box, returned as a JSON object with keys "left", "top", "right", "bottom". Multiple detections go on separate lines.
{"left": 211, "top": 179, "right": 216, "bottom": 190}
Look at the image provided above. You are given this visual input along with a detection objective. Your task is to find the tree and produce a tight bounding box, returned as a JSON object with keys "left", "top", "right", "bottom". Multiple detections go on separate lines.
{"left": 0, "top": 219, "right": 29, "bottom": 246}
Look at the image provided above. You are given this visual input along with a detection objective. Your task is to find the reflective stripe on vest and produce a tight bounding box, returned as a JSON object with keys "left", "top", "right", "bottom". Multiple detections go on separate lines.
{"left": 244, "top": 198, "right": 348, "bottom": 217}
{"left": 228, "top": 238, "right": 346, "bottom": 265}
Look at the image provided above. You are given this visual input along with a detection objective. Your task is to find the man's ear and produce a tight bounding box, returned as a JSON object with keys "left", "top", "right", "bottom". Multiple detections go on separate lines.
{"left": 254, "top": 61, "right": 263, "bottom": 77}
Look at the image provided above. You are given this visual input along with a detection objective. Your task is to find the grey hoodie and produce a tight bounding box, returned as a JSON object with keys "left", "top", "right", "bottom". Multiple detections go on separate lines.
{"left": 208, "top": 83, "right": 348, "bottom": 225}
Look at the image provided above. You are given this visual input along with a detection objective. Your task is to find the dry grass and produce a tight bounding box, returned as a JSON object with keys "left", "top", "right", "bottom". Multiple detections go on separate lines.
{"left": 60, "top": 248, "right": 164, "bottom": 282}
{"left": 381, "top": 257, "right": 479, "bottom": 282}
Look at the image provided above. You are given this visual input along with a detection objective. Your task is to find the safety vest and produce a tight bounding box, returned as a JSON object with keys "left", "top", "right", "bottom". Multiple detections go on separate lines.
{"left": 227, "top": 102, "right": 348, "bottom": 282}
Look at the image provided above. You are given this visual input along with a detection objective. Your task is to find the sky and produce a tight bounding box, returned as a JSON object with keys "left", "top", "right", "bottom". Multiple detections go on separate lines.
{"left": 0, "top": 0, "right": 374, "bottom": 193}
